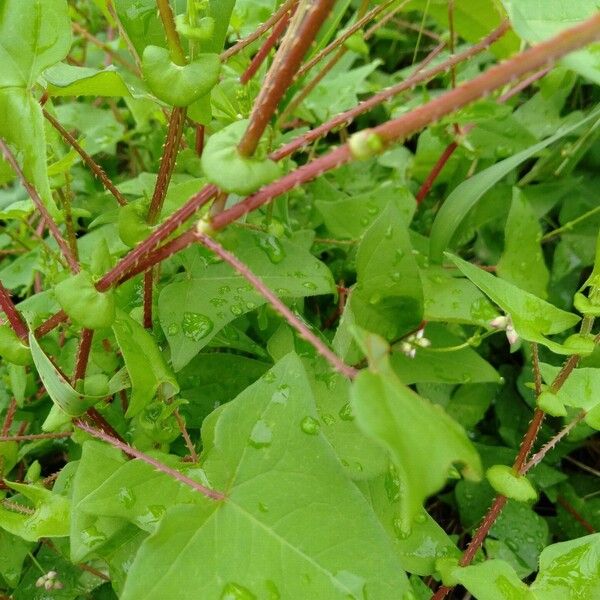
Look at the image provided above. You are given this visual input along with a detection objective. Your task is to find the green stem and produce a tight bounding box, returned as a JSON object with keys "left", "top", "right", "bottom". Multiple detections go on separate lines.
{"left": 157, "top": 0, "right": 187, "bottom": 65}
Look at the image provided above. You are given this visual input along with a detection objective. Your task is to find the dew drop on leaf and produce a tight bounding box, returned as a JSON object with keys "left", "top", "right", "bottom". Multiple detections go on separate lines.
{"left": 338, "top": 403, "right": 354, "bottom": 421}
{"left": 230, "top": 304, "right": 243, "bottom": 316}
{"left": 181, "top": 312, "right": 214, "bottom": 341}
{"left": 167, "top": 323, "right": 179, "bottom": 336}
{"left": 302, "top": 281, "right": 317, "bottom": 290}
{"left": 300, "top": 416, "right": 320, "bottom": 435}
{"left": 81, "top": 525, "right": 107, "bottom": 547}
{"left": 117, "top": 487, "right": 136, "bottom": 509}
{"left": 221, "top": 582, "right": 257, "bottom": 600}
{"left": 218, "top": 285, "right": 231, "bottom": 295}
{"left": 271, "top": 384, "right": 289, "bottom": 404}
{"left": 249, "top": 419, "right": 272, "bottom": 448}
{"left": 257, "top": 234, "right": 286, "bottom": 264}
{"left": 393, "top": 518, "right": 409, "bottom": 539}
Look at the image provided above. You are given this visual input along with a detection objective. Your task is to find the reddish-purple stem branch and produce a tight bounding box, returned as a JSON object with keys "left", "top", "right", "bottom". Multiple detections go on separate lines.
{"left": 43, "top": 109, "right": 128, "bottom": 207}
{"left": 0, "top": 140, "right": 79, "bottom": 273}
{"left": 72, "top": 328, "right": 94, "bottom": 384}
{"left": 196, "top": 231, "right": 357, "bottom": 379}
{"left": 75, "top": 420, "right": 225, "bottom": 500}
{"left": 0, "top": 281, "right": 29, "bottom": 341}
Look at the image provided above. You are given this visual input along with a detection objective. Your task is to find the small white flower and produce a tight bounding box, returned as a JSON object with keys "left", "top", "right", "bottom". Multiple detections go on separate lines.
{"left": 35, "top": 576, "right": 45, "bottom": 588}
{"left": 399, "top": 328, "right": 431, "bottom": 358}
{"left": 489, "top": 314, "right": 520, "bottom": 345}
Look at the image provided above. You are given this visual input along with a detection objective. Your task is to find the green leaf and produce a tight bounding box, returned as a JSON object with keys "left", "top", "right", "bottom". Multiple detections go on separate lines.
{"left": 0, "top": 481, "right": 70, "bottom": 542}
{"left": 350, "top": 354, "right": 482, "bottom": 533}
{"left": 448, "top": 253, "right": 580, "bottom": 353}
{"left": 0, "top": 530, "right": 32, "bottom": 587}
{"left": 502, "top": 0, "right": 600, "bottom": 84}
{"left": 0, "top": 323, "right": 31, "bottom": 366}
{"left": 54, "top": 271, "right": 116, "bottom": 330}
{"left": 420, "top": 266, "right": 500, "bottom": 325}
{"left": 0, "top": 0, "right": 71, "bottom": 88}
{"left": 112, "top": 310, "right": 179, "bottom": 417}
{"left": 349, "top": 203, "right": 423, "bottom": 344}
{"left": 28, "top": 332, "right": 106, "bottom": 417}
{"left": 540, "top": 363, "right": 600, "bottom": 426}
{"left": 439, "top": 558, "right": 535, "bottom": 600}
{"left": 429, "top": 108, "right": 600, "bottom": 263}
{"left": 0, "top": 89, "right": 55, "bottom": 209}
{"left": 142, "top": 45, "right": 220, "bottom": 107}
{"left": 201, "top": 119, "right": 282, "bottom": 195}
{"left": 70, "top": 442, "right": 129, "bottom": 562}
{"left": 531, "top": 533, "right": 600, "bottom": 597}
{"left": 205, "top": 0, "right": 237, "bottom": 53}
{"left": 159, "top": 229, "right": 334, "bottom": 370}
{"left": 315, "top": 181, "right": 416, "bottom": 239}
{"left": 497, "top": 188, "right": 549, "bottom": 299}
{"left": 44, "top": 63, "right": 138, "bottom": 98}
{"left": 358, "top": 471, "right": 461, "bottom": 576}
{"left": 77, "top": 456, "right": 204, "bottom": 532}
{"left": 487, "top": 465, "right": 538, "bottom": 503}
{"left": 121, "top": 354, "right": 412, "bottom": 599}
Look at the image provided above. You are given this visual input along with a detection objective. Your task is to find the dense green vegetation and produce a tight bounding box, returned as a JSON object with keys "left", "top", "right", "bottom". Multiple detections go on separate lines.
{"left": 0, "top": 0, "right": 599, "bottom": 598}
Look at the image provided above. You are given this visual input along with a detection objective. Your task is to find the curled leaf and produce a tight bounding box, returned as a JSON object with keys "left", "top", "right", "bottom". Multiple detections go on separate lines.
{"left": 142, "top": 45, "right": 220, "bottom": 107}
{"left": 54, "top": 271, "right": 115, "bottom": 330}
{"left": 201, "top": 119, "right": 282, "bottom": 195}
{"left": 486, "top": 464, "right": 537, "bottom": 503}
{"left": 0, "top": 324, "right": 31, "bottom": 366}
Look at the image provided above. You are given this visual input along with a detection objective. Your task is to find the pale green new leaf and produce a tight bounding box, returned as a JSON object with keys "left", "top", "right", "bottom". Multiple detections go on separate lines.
{"left": 351, "top": 355, "right": 482, "bottom": 533}
{"left": 159, "top": 229, "right": 335, "bottom": 370}
{"left": 122, "top": 354, "right": 411, "bottom": 600}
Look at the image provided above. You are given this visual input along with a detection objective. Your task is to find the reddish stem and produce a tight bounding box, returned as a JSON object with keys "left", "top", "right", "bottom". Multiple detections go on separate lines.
{"left": 0, "top": 282, "right": 29, "bottom": 340}
{"left": 215, "top": 14, "right": 600, "bottom": 229}
{"left": 72, "top": 328, "right": 94, "bottom": 384}
{"left": 221, "top": 0, "right": 299, "bottom": 61}
{"left": 195, "top": 125, "right": 205, "bottom": 156}
{"left": 43, "top": 110, "right": 128, "bottom": 207}
{"left": 0, "top": 140, "right": 79, "bottom": 273}
{"left": 237, "top": 0, "right": 336, "bottom": 156}
{"left": 75, "top": 420, "right": 225, "bottom": 500}
{"left": 174, "top": 408, "right": 198, "bottom": 463}
{"left": 34, "top": 310, "right": 68, "bottom": 338}
{"left": 196, "top": 231, "right": 357, "bottom": 379}
{"left": 240, "top": 3, "right": 294, "bottom": 85}
{"left": 143, "top": 269, "right": 154, "bottom": 329}
{"left": 84, "top": 407, "right": 124, "bottom": 442}
{"left": 557, "top": 496, "right": 597, "bottom": 534}
{"left": 1, "top": 399, "right": 18, "bottom": 437}
{"left": 0, "top": 432, "right": 72, "bottom": 442}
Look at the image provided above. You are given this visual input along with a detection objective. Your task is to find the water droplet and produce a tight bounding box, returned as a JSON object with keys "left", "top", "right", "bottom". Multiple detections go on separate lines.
{"left": 182, "top": 312, "right": 213, "bottom": 341}
{"left": 81, "top": 525, "right": 107, "bottom": 547}
{"left": 321, "top": 413, "right": 335, "bottom": 425}
{"left": 300, "top": 416, "right": 320, "bottom": 435}
{"left": 338, "top": 403, "right": 354, "bottom": 421}
{"left": 302, "top": 281, "right": 317, "bottom": 290}
{"left": 245, "top": 301, "right": 257, "bottom": 310}
{"left": 263, "top": 371, "right": 276, "bottom": 383}
{"left": 385, "top": 464, "right": 401, "bottom": 503}
{"left": 210, "top": 297, "right": 227, "bottom": 307}
{"left": 360, "top": 217, "right": 370, "bottom": 226}
{"left": 394, "top": 249, "right": 404, "bottom": 263}
{"left": 249, "top": 420, "right": 272, "bottom": 448}
{"left": 506, "top": 538, "right": 519, "bottom": 552}
{"left": 136, "top": 504, "right": 166, "bottom": 530}
{"left": 167, "top": 323, "right": 179, "bottom": 336}
{"left": 218, "top": 285, "right": 231, "bottom": 295}
{"left": 221, "top": 582, "right": 256, "bottom": 600}
{"left": 393, "top": 518, "right": 409, "bottom": 539}
{"left": 390, "top": 272, "right": 401, "bottom": 282}
{"left": 414, "top": 513, "right": 426, "bottom": 524}
{"left": 230, "top": 304, "right": 243, "bottom": 316}
{"left": 117, "top": 487, "right": 135, "bottom": 509}
{"left": 271, "top": 384, "right": 289, "bottom": 404}
{"left": 369, "top": 292, "right": 381, "bottom": 305}
{"left": 366, "top": 204, "right": 379, "bottom": 216}
{"left": 275, "top": 288, "right": 290, "bottom": 296}
{"left": 257, "top": 234, "right": 286, "bottom": 264}
{"left": 258, "top": 502, "right": 269, "bottom": 513}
